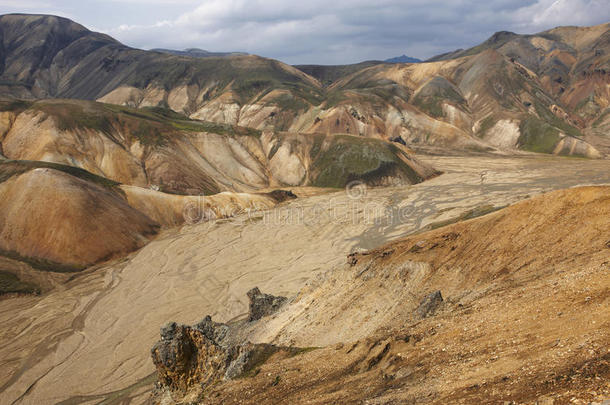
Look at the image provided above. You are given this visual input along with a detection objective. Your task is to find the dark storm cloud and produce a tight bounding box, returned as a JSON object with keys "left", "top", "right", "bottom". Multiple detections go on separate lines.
{"left": 1, "top": 0, "right": 609, "bottom": 64}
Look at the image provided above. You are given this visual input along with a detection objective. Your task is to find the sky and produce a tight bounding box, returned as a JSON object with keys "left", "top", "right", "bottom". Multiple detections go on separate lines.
{"left": 0, "top": 0, "right": 608, "bottom": 64}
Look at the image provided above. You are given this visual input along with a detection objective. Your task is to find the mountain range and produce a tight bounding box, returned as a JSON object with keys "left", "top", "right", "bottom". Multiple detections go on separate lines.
{"left": 0, "top": 12, "right": 609, "bottom": 405}
{"left": 0, "top": 10, "right": 608, "bottom": 283}
{"left": 1, "top": 14, "right": 608, "bottom": 158}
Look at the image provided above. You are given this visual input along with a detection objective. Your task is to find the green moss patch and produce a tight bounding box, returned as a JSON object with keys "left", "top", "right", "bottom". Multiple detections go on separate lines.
{"left": 412, "top": 77, "right": 467, "bottom": 119}
{"left": 311, "top": 135, "right": 422, "bottom": 188}
{"left": 0, "top": 270, "right": 40, "bottom": 295}
{"left": 0, "top": 159, "right": 121, "bottom": 190}
{"left": 517, "top": 116, "right": 561, "bottom": 153}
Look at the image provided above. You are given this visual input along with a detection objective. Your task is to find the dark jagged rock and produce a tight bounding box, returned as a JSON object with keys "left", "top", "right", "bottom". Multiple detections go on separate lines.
{"left": 267, "top": 189, "right": 298, "bottom": 203}
{"left": 247, "top": 287, "right": 288, "bottom": 321}
{"left": 150, "top": 289, "right": 299, "bottom": 402}
{"left": 151, "top": 320, "right": 228, "bottom": 392}
{"left": 151, "top": 316, "right": 284, "bottom": 395}
{"left": 415, "top": 290, "right": 443, "bottom": 319}
{"left": 390, "top": 136, "right": 407, "bottom": 146}
{"left": 347, "top": 253, "right": 359, "bottom": 266}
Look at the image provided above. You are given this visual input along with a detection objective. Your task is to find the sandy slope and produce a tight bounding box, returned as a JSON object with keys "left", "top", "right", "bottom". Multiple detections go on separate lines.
{"left": 0, "top": 156, "right": 610, "bottom": 404}
{"left": 121, "top": 186, "right": 282, "bottom": 228}
{"left": 199, "top": 186, "right": 610, "bottom": 404}
{"left": 252, "top": 185, "right": 610, "bottom": 347}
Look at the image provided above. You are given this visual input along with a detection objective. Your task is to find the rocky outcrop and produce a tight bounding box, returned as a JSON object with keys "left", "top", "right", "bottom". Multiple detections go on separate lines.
{"left": 414, "top": 290, "right": 443, "bottom": 319}
{"left": 151, "top": 316, "right": 281, "bottom": 393}
{"left": 151, "top": 318, "right": 229, "bottom": 392}
{"left": 247, "top": 287, "right": 288, "bottom": 321}
{"left": 151, "top": 289, "right": 295, "bottom": 402}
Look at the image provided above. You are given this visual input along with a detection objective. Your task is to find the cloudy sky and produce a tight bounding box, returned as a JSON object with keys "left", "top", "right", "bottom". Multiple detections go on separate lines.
{"left": 0, "top": 0, "right": 608, "bottom": 64}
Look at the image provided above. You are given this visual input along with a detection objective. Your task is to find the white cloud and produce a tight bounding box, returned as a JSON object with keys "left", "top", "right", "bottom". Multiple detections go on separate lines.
{"left": 34, "top": 0, "right": 610, "bottom": 64}
{"left": 513, "top": 0, "right": 610, "bottom": 30}
{"left": 0, "top": 0, "right": 51, "bottom": 8}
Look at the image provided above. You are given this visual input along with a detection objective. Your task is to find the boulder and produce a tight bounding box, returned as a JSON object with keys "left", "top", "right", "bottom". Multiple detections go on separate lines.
{"left": 415, "top": 290, "right": 443, "bottom": 319}
{"left": 151, "top": 289, "right": 295, "bottom": 400}
{"left": 247, "top": 287, "right": 287, "bottom": 321}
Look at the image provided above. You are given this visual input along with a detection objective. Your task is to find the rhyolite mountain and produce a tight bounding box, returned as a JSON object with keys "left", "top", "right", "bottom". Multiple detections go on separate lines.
{"left": 0, "top": 99, "right": 436, "bottom": 195}
{"left": 0, "top": 13, "right": 441, "bottom": 276}
{"left": 0, "top": 13, "right": 608, "bottom": 157}
{"left": 0, "top": 97, "right": 438, "bottom": 271}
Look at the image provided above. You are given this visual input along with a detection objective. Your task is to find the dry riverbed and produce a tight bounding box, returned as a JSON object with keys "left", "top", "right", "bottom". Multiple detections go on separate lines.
{"left": 1, "top": 155, "right": 610, "bottom": 404}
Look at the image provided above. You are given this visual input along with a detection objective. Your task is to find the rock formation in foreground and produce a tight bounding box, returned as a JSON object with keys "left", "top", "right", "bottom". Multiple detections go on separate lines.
{"left": 150, "top": 186, "right": 610, "bottom": 404}
{"left": 150, "top": 288, "right": 291, "bottom": 403}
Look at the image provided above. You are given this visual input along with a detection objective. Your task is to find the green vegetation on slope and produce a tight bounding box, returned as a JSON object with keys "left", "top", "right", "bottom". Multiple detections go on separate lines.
{"left": 412, "top": 77, "right": 467, "bottom": 119}
{"left": 33, "top": 102, "right": 115, "bottom": 134}
{"left": 476, "top": 115, "right": 497, "bottom": 138}
{"left": 311, "top": 135, "right": 422, "bottom": 188}
{"left": 129, "top": 57, "right": 324, "bottom": 107}
{"left": 294, "top": 61, "right": 385, "bottom": 87}
{"left": 0, "top": 100, "right": 263, "bottom": 146}
{"left": 270, "top": 93, "right": 310, "bottom": 114}
{"left": 518, "top": 116, "right": 561, "bottom": 153}
{"left": 592, "top": 108, "right": 610, "bottom": 128}
{"left": 0, "top": 249, "right": 84, "bottom": 273}
{"left": 0, "top": 159, "right": 121, "bottom": 190}
{"left": 0, "top": 270, "right": 40, "bottom": 295}
{"left": 533, "top": 101, "right": 583, "bottom": 139}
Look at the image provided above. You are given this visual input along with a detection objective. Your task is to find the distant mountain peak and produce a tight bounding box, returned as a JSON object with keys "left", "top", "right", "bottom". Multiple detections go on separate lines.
{"left": 384, "top": 54, "right": 422, "bottom": 64}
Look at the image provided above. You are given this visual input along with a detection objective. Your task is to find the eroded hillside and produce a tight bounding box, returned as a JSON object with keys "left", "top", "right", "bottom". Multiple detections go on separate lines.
{"left": 1, "top": 155, "right": 609, "bottom": 404}
{"left": 151, "top": 186, "right": 610, "bottom": 405}
{"left": 0, "top": 99, "right": 437, "bottom": 195}
{"left": 0, "top": 157, "right": 298, "bottom": 281}
{"left": 0, "top": 14, "right": 607, "bottom": 157}
{"left": 0, "top": 96, "right": 437, "bottom": 295}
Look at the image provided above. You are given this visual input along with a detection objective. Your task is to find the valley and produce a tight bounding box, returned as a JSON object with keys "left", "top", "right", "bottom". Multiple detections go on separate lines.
{"left": 0, "top": 11, "right": 608, "bottom": 405}
{"left": 1, "top": 155, "right": 609, "bottom": 404}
